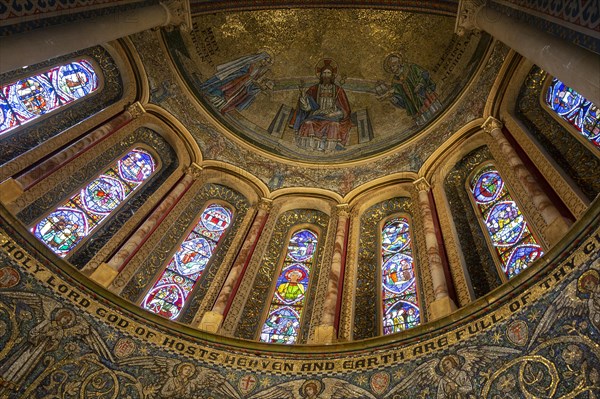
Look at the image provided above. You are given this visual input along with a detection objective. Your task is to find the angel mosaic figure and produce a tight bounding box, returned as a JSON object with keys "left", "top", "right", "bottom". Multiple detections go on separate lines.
{"left": 0, "top": 292, "right": 113, "bottom": 391}
{"left": 529, "top": 267, "right": 600, "bottom": 348}
{"left": 249, "top": 377, "right": 376, "bottom": 399}
{"left": 118, "top": 356, "right": 240, "bottom": 399}
{"left": 385, "top": 346, "right": 520, "bottom": 399}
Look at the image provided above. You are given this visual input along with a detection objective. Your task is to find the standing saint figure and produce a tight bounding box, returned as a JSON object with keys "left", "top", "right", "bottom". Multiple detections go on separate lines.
{"left": 200, "top": 52, "right": 273, "bottom": 114}
{"left": 377, "top": 53, "right": 441, "bottom": 126}
{"left": 290, "top": 59, "right": 354, "bottom": 151}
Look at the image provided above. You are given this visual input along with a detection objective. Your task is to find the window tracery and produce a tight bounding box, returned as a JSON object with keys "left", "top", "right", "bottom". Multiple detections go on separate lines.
{"left": 260, "top": 228, "right": 319, "bottom": 344}
{"left": 1, "top": 60, "right": 99, "bottom": 136}
{"left": 31, "top": 148, "right": 155, "bottom": 258}
{"left": 142, "top": 203, "right": 233, "bottom": 320}
{"left": 469, "top": 165, "right": 544, "bottom": 279}
{"left": 381, "top": 216, "right": 420, "bottom": 334}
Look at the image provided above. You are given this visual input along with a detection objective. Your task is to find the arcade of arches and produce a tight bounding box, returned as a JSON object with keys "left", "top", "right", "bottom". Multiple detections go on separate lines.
{"left": 0, "top": 1, "right": 599, "bottom": 398}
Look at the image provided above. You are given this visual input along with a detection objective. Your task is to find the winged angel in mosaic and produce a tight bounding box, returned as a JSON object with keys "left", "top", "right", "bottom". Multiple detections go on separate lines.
{"left": 118, "top": 356, "right": 240, "bottom": 399}
{"left": 529, "top": 265, "right": 600, "bottom": 348}
{"left": 249, "top": 377, "right": 376, "bottom": 399}
{"left": 385, "top": 346, "right": 520, "bottom": 399}
{"left": 0, "top": 292, "right": 114, "bottom": 391}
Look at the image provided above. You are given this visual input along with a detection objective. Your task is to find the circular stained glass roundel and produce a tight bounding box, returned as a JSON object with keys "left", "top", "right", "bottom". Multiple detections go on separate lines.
{"left": 82, "top": 175, "right": 126, "bottom": 214}
{"left": 382, "top": 252, "right": 414, "bottom": 295}
{"left": 57, "top": 61, "right": 98, "bottom": 100}
{"left": 287, "top": 229, "right": 318, "bottom": 262}
{"left": 485, "top": 201, "right": 525, "bottom": 246}
{"left": 118, "top": 150, "right": 155, "bottom": 183}
{"left": 200, "top": 205, "right": 232, "bottom": 232}
{"left": 382, "top": 218, "right": 410, "bottom": 254}
{"left": 33, "top": 208, "right": 88, "bottom": 257}
{"left": 473, "top": 171, "right": 504, "bottom": 204}
{"left": 174, "top": 237, "right": 214, "bottom": 276}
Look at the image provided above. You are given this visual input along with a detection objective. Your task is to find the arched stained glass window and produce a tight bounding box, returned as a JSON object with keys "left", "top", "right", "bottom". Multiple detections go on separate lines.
{"left": 142, "top": 204, "right": 233, "bottom": 320}
{"left": 470, "top": 166, "right": 544, "bottom": 279}
{"left": 381, "top": 217, "right": 420, "bottom": 334}
{"left": 545, "top": 78, "right": 599, "bottom": 149}
{"left": 0, "top": 60, "right": 99, "bottom": 136}
{"left": 260, "top": 229, "right": 318, "bottom": 344}
{"left": 32, "top": 148, "right": 155, "bottom": 257}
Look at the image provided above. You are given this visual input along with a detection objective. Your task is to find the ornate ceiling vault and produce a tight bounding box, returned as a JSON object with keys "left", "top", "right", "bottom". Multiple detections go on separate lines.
{"left": 0, "top": 0, "right": 599, "bottom": 398}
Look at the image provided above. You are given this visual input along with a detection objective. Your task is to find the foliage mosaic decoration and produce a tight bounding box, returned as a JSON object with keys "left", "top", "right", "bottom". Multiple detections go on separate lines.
{"left": 0, "top": 60, "right": 98, "bottom": 135}
{"left": 470, "top": 166, "right": 544, "bottom": 279}
{"left": 381, "top": 217, "right": 420, "bottom": 334}
{"left": 142, "top": 204, "right": 233, "bottom": 320}
{"left": 31, "top": 149, "right": 155, "bottom": 257}
{"left": 545, "top": 78, "right": 599, "bottom": 149}
{"left": 260, "top": 229, "right": 318, "bottom": 344}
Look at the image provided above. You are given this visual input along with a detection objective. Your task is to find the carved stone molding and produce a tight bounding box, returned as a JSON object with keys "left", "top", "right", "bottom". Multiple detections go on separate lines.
{"left": 413, "top": 177, "right": 431, "bottom": 193}
{"left": 481, "top": 115, "right": 503, "bottom": 135}
{"left": 455, "top": 0, "right": 486, "bottom": 36}
{"left": 126, "top": 101, "right": 145, "bottom": 119}
{"left": 160, "top": 0, "right": 192, "bottom": 31}
{"left": 185, "top": 162, "right": 203, "bottom": 180}
{"left": 257, "top": 197, "right": 273, "bottom": 212}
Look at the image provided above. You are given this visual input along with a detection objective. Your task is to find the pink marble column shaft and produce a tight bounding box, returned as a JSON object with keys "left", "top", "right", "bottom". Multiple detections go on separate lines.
{"left": 214, "top": 199, "right": 271, "bottom": 316}
{"left": 16, "top": 111, "right": 133, "bottom": 190}
{"left": 320, "top": 207, "right": 349, "bottom": 327}
{"left": 107, "top": 169, "right": 196, "bottom": 271}
{"left": 483, "top": 117, "right": 563, "bottom": 228}
{"left": 415, "top": 179, "right": 449, "bottom": 300}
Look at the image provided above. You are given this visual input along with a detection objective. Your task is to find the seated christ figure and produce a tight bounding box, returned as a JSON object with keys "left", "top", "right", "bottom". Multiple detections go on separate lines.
{"left": 290, "top": 59, "right": 354, "bottom": 151}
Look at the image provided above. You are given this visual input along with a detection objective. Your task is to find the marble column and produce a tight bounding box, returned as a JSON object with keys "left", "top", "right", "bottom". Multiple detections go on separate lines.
{"left": 482, "top": 116, "right": 569, "bottom": 245}
{"left": 414, "top": 178, "right": 457, "bottom": 320}
{"left": 312, "top": 205, "right": 349, "bottom": 344}
{"left": 0, "top": 0, "right": 191, "bottom": 74}
{"left": 456, "top": 0, "right": 600, "bottom": 106}
{"left": 199, "top": 198, "right": 272, "bottom": 333}
{"left": 89, "top": 163, "right": 201, "bottom": 287}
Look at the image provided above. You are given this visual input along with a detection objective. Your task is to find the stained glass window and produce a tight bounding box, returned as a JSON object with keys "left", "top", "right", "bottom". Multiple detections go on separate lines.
{"left": 1, "top": 60, "right": 98, "bottom": 135}
{"left": 381, "top": 217, "right": 420, "bottom": 335}
{"left": 142, "top": 204, "right": 233, "bottom": 320}
{"left": 260, "top": 229, "right": 318, "bottom": 344}
{"left": 32, "top": 149, "right": 155, "bottom": 257}
{"left": 470, "top": 166, "right": 544, "bottom": 279}
{"left": 545, "top": 78, "right": 599, "bottom": 149}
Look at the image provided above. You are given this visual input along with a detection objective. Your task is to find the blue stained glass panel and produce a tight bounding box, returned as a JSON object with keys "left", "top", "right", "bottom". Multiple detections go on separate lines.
{"left": 382, "top": 252, "right": 415, "bottom": 298}
{"left": 0, "top": 60, "right": 99, "bottom": 136}
{"left": 484, "top": 201, "right": 525, "bottom": 246}
{"left": 261, "top": 228, "right": 319, "bottom": 344}
{"left": 273, "top": 263, "right": 310, "bottom": 306}
{"left": 260, "top": 306, "right": 301, "bottom": 344}
{"left": 470, "top": 166, "right": 544, "bottom": 279}
{"left": 382, "top": 300, "right": 420, "bottom": 334}
{"left": 33, "top": 208, "right": 88, "bottom": 257}
{"left": 81, "top": 175, "right": 126, "bottom": 215}
{"left": 142, "top": 203, "right": 233, "bottom": 320}
{"left": 380, "top": 217, "right": 420, "bottom": 335}
{"left": 286, "top": 229, "right": 318, "bottom": 262}
{"left": 546, "top": 78, "right": 600, "bottom": 149}
{"left": 31, "top": 149, "right": 156, "bottom": 257}
{"left": 118, "top": 149, "right": 155, "bottom": 183}
{"left": 382, "top": 218, "right": 411, "bottom": 255}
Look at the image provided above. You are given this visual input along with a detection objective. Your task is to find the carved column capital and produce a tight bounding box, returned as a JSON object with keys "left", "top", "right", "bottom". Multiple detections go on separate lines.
{"left": 257, "top": 197, "right": 273, "bottom": 211}
{"left": 160, "top": 0, "right": 192, "bottom": 31}
{"left": 126, "top": 101, "right": 145, "bottom": 119}
{"left": 186, "top": 163, "right": 203, "bottom": 180}
{"left": 481, "top": 116, "right": 503, "bottom": 135}
{"left": 335, "top": 204, "right": 350, "bottom": 219}
{"left": 455, "top": 0, "right": 486, "bottom": 36}
{"left": 413, "top": 177, "right": 431, "bottom": 193}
